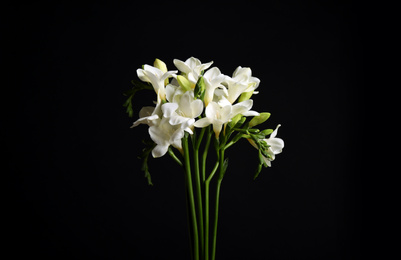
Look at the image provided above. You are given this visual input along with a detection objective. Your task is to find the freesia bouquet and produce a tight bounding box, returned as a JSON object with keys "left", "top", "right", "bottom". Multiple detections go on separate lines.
{"left": 124, "top": 57, "right": 284, "bottom": 260}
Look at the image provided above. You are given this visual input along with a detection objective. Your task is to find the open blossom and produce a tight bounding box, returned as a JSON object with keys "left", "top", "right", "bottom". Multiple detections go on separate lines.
{"left": 194, "top": 99, "right": 259, "bottom": 137}
{"left": 222, "top": 66, "right": 260, "bottom": 104}
{"left": 249, "top": 124, "right": 284, "bottom": 167}
{"left": 137, "top": 65, "right": 178, "bottom": 101}
{"left": 130, "top": 102, "right": 162, "bottom": 128}
{"left": 148, "top": 117, "right": 184, "bottom": 158}
{"left": 203, "top": 67, "right": 226, "bottom": 107}
{"left": 173, "top": 57, "right": 213, "bottom": 85}
{"left": 161, "top": 90, "right": 203, "bottom": 134}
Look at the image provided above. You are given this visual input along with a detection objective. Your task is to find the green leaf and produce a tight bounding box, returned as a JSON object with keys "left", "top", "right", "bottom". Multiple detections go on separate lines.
{"left": 248, "top": 113, "right": 271, "bottom": 128}
{"left": 253, "top": 163, "right": 263, "bottom": 180}
{"left": 138, "top": 140, "right": 156, "bottom": 186}
{"left": 123, "top": 80, "right": 153, "bottom": 117}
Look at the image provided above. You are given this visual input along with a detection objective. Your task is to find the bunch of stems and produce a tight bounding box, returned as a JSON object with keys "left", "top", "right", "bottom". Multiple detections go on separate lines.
{"left": 171, "top": 125, "right": 240, "bottom": 260}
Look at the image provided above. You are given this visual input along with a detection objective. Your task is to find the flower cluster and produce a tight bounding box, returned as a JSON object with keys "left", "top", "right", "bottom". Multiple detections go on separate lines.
{"left": 126, "top": 57, "right": 284, "bottom": 181}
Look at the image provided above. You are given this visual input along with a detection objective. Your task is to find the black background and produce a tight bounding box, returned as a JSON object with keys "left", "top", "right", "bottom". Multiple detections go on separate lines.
{"left": 5, "top": 1, "right": 360, "bottom": 259}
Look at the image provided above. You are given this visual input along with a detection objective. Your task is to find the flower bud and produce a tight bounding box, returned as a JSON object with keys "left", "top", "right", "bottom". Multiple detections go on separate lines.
{"left": 153, "top": 58, "right": 167, "bottom": 73}
{"left": 194, "top": 76, "right": 205, "bottom": 100}
{"left": 238, "top": 90, "right": 254, "bottom": 102}
{"left": 154, "top": 58, "right": 169, "bottom": 86}
{"left": 249, "top": 112, "right": 271, "bottom": 127}
{"left": 177, "top": 75, "right": 192, "bottom": 91}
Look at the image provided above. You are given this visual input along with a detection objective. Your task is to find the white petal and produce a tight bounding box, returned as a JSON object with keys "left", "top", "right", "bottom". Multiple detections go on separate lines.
{"left": 212, "top": 121, "right": 223, "bottom": 137}
{"left": 190, "top": 99, "right": 204, "bottom": 118}
{"left": 169, "top": 115, "right": 187, "bottom": 126}
{"left": 270, "top": 124, "right": 281, "bottom": 138}
{"left": 136, "top": 69, "right": 149, "bottom": 82}
{"left": 266, "top": 138, "right": 284, "bottom": 154}
{"left": 242, "top": 110, "right": 260, "bottom": 117}
{"left": 194, "top": 118, "right": 212, "bottom": 128}
{"left": 198, "top": 61, "right": 213, "bottom": 72}
{"left": 220, "top": 105, "right": 232, "bottom": 122}
{"left": 173, "top": 59, "right": 191, "bottom": 73}
{"left": 161, "top": 70, "right": 178, "bottom": 82}
{"left": 179, "top": 91, "right": 193, "bottom": 116}
{"left": 139, "top": 106, "right": 155, "bottom": 118}
{"left": 162, "top": 103, "right": 179, "bottom": 118}
{"left": 165, "top": 84, "right": 177, "bottom": 102}
{"left": 152, "top": 144, "right": 169, "bottom": 158}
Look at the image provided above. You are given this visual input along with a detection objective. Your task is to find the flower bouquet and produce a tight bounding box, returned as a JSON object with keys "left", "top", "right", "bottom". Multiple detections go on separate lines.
{"left": 124, "top": 57, "right": 284, "bottom": 260}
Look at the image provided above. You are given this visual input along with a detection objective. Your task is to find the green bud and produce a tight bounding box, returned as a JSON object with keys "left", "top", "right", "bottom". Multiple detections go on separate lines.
{"left": 238, "top": 90, "right": 254, "bottom": 102}
{"left": 260, "top": 129, "right": 274, "bottom": 136}
{"left": 249, "top": 112, "right": 271, "bottom": 128}
{"left": 228, "top": 114, "right": 243, "bottom": 128}
{"left": 154, "top": 58, "right": 169, "bottom": 86}
{"left": 153, "top": 58, "right": 167, "bottom": 73}
{"left": 177, "top": 75, "right": 192, "bottom": 91}
{"left": 194, "top": 76, "right": 205, "bottom": 100}
{"left": 248, "top": 129, "right": 260, "bottom": 134}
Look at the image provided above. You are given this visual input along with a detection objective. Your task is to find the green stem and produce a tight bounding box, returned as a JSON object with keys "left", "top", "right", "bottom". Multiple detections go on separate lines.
{"left": 168, "top": 147, "right": 183, "bottom": 167}
{"left": 204, "top": 161, "right": 219, "bottom": 260}
{"left": 193, "top": 142, "right": 204, "bottom": 258}
{"left": 211, "top": 148, "right": 226, "bottom": 260}
{"left": 202, "top": 127, "right": 213, "bottom": 183}
{"left": 183, "top": 134, "right": 199, "bottom": 260}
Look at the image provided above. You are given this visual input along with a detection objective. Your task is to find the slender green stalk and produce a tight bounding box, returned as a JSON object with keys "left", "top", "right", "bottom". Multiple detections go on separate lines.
{"left": 202, "top": 127, "right": 213, "bottom": 183}
{"left": 211, "top": 147, "right": 226, "bottom": 260}
{"left": 211, "top": 178, "right": 222, "bottom": 260}
{"left": 204, "top": 161, "right": 220, "bottom": 260}
{"left": 168, "top": 147, "right": 183, "bottom": 167}
{"left": 183, "top": 134, "right": 199, "bottom": 260}
{"left": 193, "top": 136, "right": 204, "bottom": 258}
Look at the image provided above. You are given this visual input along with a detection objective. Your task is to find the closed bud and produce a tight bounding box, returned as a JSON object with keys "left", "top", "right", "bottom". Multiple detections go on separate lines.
{"left": 249, "top": 112, "right": 271, "bottom": 127}
{"left": 177, "top": 75, "right": 192, "bottom": 91}
{"left": 153, "top": 58, "right": 167, "bottom": 73}
{"left": 228, "top": 114, "right": 242, "bottom": 128}
{"left": 238, "top": 90, "right": 254, "bottom": 102}
{"left": 154, "top": 59, "right": 169, "bottom": 86}
{"left": 194, "top": 76, "right": 205, "bottom": 100}
{"left": 260, "top": 129, "right": 274, "bottom": 136}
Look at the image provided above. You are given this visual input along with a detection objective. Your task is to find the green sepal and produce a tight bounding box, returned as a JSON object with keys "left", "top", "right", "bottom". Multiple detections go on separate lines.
{"left": 123, "top": 80, "right": 153, "bottom": 117}
{"left": 249, "top": 113, "right": 271, "bottom": 128}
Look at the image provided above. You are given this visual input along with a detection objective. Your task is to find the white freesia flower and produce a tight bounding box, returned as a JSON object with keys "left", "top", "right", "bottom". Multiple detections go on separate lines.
{"left": 250, "top": 124, "right": 284, "bottom": 167}
{"left": 222, "top": 66, "right": 260, "bottom": 104}
{"left": 194, "top": 100, "right": 259, "bottom": 137}
{"left": 203, "top": 67, "right": 226, "bottom": 107}
{"left": 173, "top": 57, "right": 213, "bottom": 85}
{"left": 130, "top": 102, "right": 162, "bottom": 128}
{"left": 162, "top": 91, "right": 203, "bottom": 134}
{"left": 137, "top": 65, "right": 178, "bottom": 101}
{"left": 148, "top": 117, "right": 184, "bottom": 158}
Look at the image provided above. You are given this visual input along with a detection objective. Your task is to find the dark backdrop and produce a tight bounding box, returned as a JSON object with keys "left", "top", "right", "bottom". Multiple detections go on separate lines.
{"left": 5, "top": 1, "right": 360, "bottom": 259}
